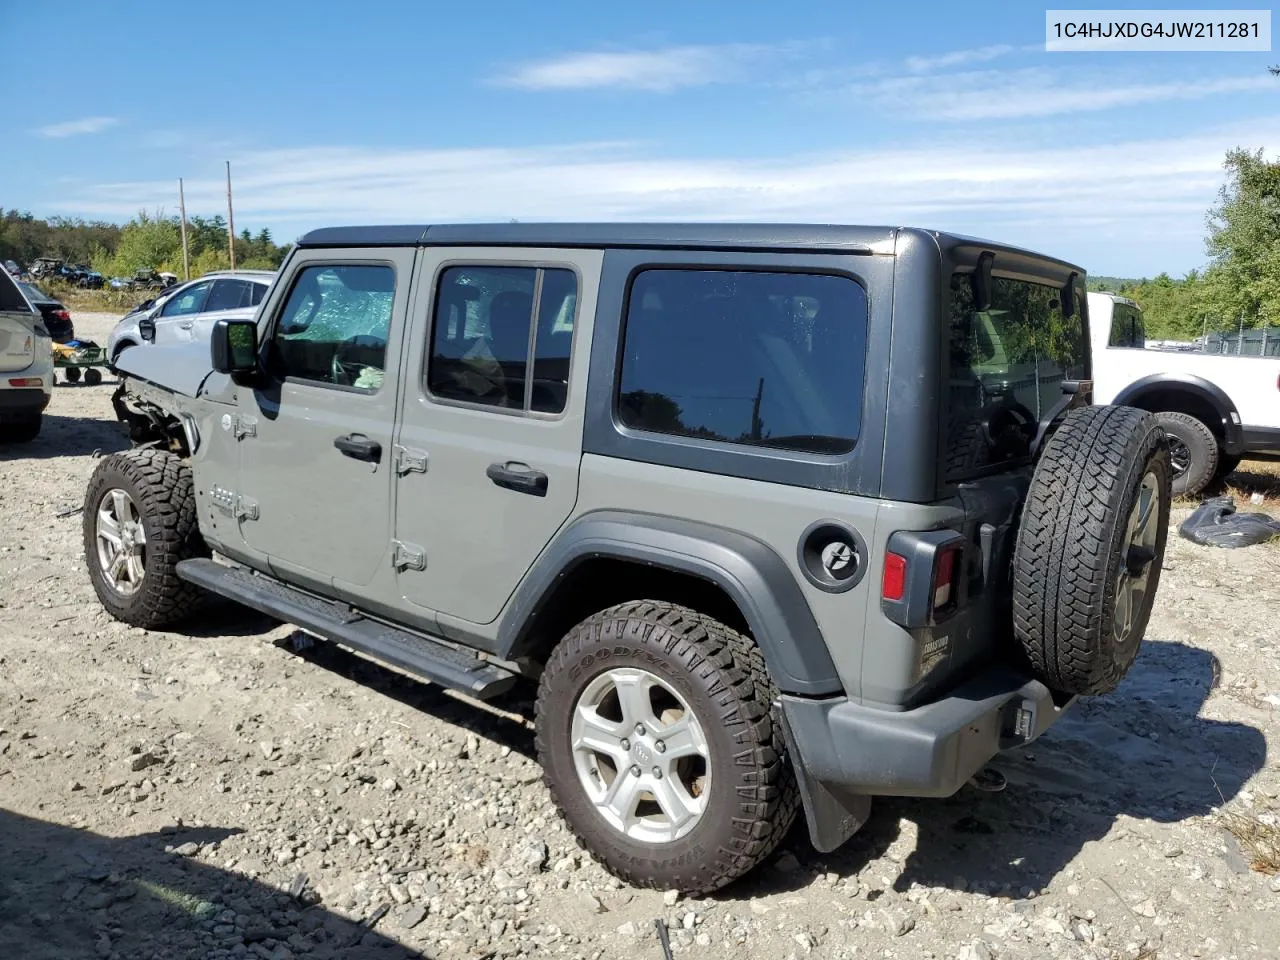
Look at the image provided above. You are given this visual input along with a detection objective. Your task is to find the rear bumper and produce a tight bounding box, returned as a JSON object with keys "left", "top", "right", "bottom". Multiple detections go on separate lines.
{"left": 779, "top": 667, "right": 1073, "bottom": 852}
{"left": 0, "top": 387, "right": 50, "bottom": 418}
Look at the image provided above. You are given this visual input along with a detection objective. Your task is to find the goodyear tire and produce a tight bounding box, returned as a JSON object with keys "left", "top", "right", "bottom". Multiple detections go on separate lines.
{"left": 1155, "top": 411, "right": 1218, "bottom": 499}
{"left": 1013, "top": 406, "right": 1171, "bottom": 696}
{"left": 83, "top": 449, "right": 210, "bottom": 629}
{"left": 536, "top": 601, "right": 799, "bottom": 894}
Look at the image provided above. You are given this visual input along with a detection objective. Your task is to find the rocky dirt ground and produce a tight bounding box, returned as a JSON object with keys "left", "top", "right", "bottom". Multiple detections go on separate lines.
{"left": 1, "top": 311, "right": 1278, "bottom": 960}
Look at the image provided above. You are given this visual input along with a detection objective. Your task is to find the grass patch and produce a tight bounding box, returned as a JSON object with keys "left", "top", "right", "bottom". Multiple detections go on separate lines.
{"left": 33, "top": 279, "right": 149, "bottom": 314}
{"left": 1219, "top": 809, "right": 1280, "bottom": 874}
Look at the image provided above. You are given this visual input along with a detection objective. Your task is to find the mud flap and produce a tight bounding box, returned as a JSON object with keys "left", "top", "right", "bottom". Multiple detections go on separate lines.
{"left": 776, "top": 700, "right": 872, "bottom": 853}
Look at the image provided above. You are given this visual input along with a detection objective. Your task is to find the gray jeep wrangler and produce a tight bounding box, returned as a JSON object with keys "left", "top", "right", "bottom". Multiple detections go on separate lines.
{"left": 84, "top": 224, "right": 1171, "bottom": 894}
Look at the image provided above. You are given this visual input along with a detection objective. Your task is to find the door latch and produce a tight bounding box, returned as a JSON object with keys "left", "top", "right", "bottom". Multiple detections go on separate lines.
{"left": 392, "top": 540, "right": 426, "bottom": 572}
{"left": 394, "top": 445, "right": 429, "bottom": 476}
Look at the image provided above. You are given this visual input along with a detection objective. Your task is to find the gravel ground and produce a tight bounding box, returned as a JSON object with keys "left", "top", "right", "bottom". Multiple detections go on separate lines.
{"left": 1, "top": 311, "right": 1278, "bottom": 960}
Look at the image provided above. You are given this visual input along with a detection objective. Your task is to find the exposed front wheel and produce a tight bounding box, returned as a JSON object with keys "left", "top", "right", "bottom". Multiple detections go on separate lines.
{"left": 536, "top": 601, "right": 798, "bottom": 894}
{"left": 83, "top": 449, "right": 210, "bottom": 629}
{"left": 1155, "top": 411, "right": 1218, "bottom": 498}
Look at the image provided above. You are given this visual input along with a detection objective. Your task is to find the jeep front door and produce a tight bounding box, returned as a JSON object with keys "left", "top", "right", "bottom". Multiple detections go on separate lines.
{"left": 234, "top": 249, "right": 416, "bottom": 590}
{"left": 390, "top": 248, "right": 600, "bottom": 625}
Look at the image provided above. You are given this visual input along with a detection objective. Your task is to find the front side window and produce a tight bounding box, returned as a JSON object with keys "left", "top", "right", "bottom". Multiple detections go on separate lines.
{"left": 427, "top": 265, "right": 578, "bottom": 414}
{"left": 946, "top": 272, "right": 1087, "bottom": 477}
{"left": 267, "top": 264, "right": 395, "bottom": 390}
{"left": 617, "top": 269, "right": 866, "bottom": 454}
{"left": 159, "top": 280, "right": 212, "bottom": 318}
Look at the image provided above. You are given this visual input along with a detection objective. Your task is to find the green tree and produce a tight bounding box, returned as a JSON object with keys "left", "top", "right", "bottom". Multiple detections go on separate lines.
{"left": 1201, "top": 148, "right": 1280, "bottom": 328}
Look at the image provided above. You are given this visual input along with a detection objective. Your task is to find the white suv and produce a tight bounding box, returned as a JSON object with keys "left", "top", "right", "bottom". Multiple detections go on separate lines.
{"left": 0, "top": 267, "right": 53, "bottom": 443}
{"left": 106, "top": 270, "right": 274, "bottom": 363}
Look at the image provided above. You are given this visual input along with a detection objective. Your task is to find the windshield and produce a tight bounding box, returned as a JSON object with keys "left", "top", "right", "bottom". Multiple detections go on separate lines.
{"left": 945, "top": 271, "right": 1088, "bottom": 478}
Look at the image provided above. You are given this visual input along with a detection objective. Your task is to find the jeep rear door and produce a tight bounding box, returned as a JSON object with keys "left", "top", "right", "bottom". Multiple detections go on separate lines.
{"left": 389, "top": 247, "right": 601, "bottom": 626}
{"left": 232, "top": 247, "right": 417, "bottom": 592}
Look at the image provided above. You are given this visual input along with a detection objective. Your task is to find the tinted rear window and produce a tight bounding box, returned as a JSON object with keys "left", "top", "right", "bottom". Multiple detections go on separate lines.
{"left": 946, "top": 272, "right": 1087, "bottom": 478}
{"left": 618, "top": 268, "right": 867, "bottom": 454}
{"left": 0, "top": 270, "right": 30, "bottom": 312}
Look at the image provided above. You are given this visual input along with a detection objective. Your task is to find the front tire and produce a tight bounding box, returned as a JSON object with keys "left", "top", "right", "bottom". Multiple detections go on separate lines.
{"left": 536, "top": 601, "right": 799, "bottom": 894}
{"left": 83, "top": 449, "right": 210, "bottom": 629}
{"left": 1155, "top": 411, "right": 1218, "bottom": 498}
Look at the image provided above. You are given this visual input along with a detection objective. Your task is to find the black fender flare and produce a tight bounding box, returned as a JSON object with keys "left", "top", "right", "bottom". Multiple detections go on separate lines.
{"left": 497, "top": 509, "right": 843, "bottom": 696}
{"left": 1113, "top": 373, "right": 1244, "bottom": 455}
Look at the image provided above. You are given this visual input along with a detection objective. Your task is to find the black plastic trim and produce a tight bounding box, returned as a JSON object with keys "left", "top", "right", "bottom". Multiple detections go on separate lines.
{"left": 497, "top": 509, "right": 842, "bottom": 696}
{"left": 779, "top": 668, "right": 1072, "bottom": 800}
{"left": 1113, "top": 372, "right": 1245, "bottom": 454}
{"left": 796, "top": 519, "right": 868, "bottom": 593}
{"left": 176, "top": 559, "right": 516, "bottom": 699}
{"left": 881, "top": 528, "right": 967, "bottom": 629}
{"left": 0, "top": 388, "right": 47, "bottom": 412}
{"left": 1241, "top": 425, "right": 1280, "bottom": 456}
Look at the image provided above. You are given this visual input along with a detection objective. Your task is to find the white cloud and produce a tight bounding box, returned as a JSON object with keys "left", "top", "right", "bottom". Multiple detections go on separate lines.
{"left": 904, "top": 44, "right": 1018, "bottom": 73}
{"left": 852, "top": 69, "right": 1276, "bottom": 120}
{"left": 46, "top": 118, "right": 1280, "bottom": 274}
{"left": 35, "top": 116, "right": 119, "bottom": 138}
{"left": 494, "top": 44, "right": 782, "bottom": 91}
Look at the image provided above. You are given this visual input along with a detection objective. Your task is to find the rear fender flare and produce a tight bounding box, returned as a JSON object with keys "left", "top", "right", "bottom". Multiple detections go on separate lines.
{"left": 497, "top": 510, "right": 843, "bottom": 696}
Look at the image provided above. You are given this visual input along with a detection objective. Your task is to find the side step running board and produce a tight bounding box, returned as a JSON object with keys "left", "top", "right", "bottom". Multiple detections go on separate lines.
{"left": 176, "top": 558, "right": 517, "bottom": 700}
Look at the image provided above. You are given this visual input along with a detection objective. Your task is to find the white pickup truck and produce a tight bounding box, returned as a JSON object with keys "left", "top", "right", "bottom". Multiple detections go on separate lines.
{"left": 1088, "top": 292, "right": 1280, "bottom": 496}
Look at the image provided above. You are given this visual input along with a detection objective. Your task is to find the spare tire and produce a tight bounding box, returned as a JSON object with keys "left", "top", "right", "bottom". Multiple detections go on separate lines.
{"left": 1012, "top": 405, "right": 1171, "bottom": 696}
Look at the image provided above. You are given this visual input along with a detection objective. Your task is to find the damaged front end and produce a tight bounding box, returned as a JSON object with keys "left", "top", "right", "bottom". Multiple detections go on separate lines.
{"left": 110, "top": 340, "right": 220, "bottom": 457}
{"left": 112, "top": 378, "right": 201, "bottom": 456}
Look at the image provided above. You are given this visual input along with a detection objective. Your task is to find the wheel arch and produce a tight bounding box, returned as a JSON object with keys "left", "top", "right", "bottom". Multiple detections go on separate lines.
{"left": 497, "top": 510, "right": 843, "bottom": 697}
{"left": 1113, "top": 373, "right": 1244, "bottom": 455}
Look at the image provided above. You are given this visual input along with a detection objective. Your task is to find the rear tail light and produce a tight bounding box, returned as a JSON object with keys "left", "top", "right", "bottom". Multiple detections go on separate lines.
{"left": 881, "top": 530, "right": 968, "bottom": 627}
{"left": 932, "top": 544, "right": 962, "bottom": 613}
{"left": 54, "top": 309, "right": 71, "bottom": 321}
{"left": 8, "top": 377, "right": 43, "bottom": 387}
{"left": 882, "top": 551, "right": 907, "bottom": 601}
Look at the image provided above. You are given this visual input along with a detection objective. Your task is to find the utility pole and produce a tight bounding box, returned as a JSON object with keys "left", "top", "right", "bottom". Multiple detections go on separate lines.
{"left": 225, "top": 161, "right": 236, "bottom": 270}
{"left": 178, "top": 178, "right": 190, "bottom": 281}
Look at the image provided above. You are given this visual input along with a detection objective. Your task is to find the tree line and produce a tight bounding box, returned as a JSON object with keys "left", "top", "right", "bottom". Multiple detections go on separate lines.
{"left": 1088, "top": 148, "right": 1280, "bottom": 341}
{"left": 0, "top": 209, "right": 291, "bottom": 279}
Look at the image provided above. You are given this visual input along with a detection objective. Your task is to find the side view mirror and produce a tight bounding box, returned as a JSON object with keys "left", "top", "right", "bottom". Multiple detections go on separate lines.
{"left": 211, "top": 319, "right": 259, "bottom": 377}
{"left": 138, "top": 317, "right": 156, "bottom": 342}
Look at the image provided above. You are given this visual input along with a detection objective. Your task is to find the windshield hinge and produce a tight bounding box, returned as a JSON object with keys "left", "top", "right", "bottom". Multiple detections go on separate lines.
{"left": 222, "top": 413, "right": 256, "bottom": 440}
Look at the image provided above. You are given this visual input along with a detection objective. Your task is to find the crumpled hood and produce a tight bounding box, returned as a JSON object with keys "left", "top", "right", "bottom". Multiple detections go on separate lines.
{"left": 114, "top": 340, "right": 215, "bottom": 398}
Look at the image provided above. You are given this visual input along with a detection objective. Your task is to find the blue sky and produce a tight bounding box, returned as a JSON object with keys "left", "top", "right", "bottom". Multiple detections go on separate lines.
{"left": 3, "top": 0, "right": 1277, "bottom": 276}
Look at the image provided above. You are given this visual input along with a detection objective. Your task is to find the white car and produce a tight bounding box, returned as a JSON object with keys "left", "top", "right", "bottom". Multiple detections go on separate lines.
{"left": 1088, "top": 291, "right": 1280, "bottom": 495}
{"left": 106, "top": 270, "right": 274, "bottom": 364}
{"left": 0, "top": 266, "right": 53, "bottom": 443}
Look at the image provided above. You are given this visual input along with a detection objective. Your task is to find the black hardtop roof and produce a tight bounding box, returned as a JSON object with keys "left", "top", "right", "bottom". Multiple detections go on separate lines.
{"left": 293, "top": 222, "right": 1085, "bottom": 275}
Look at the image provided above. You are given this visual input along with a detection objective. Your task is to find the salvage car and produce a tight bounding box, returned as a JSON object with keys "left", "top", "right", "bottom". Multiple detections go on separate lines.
{"left": 18, "top": 282, "right": 74, "bottom": 342}
{"left": 87, "top": 223, "right": 1171, "bottom": 893}
{"left": 0, "top": 264, "right": 52, "bottom": 442}
{"left": 105, "top": 270, "right": 273, "bottom": 364}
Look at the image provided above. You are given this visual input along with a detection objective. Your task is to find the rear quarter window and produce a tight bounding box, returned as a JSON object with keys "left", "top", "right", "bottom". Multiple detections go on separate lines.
{"left": 617, "top": 268, "right": 868, "bottom": 454}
